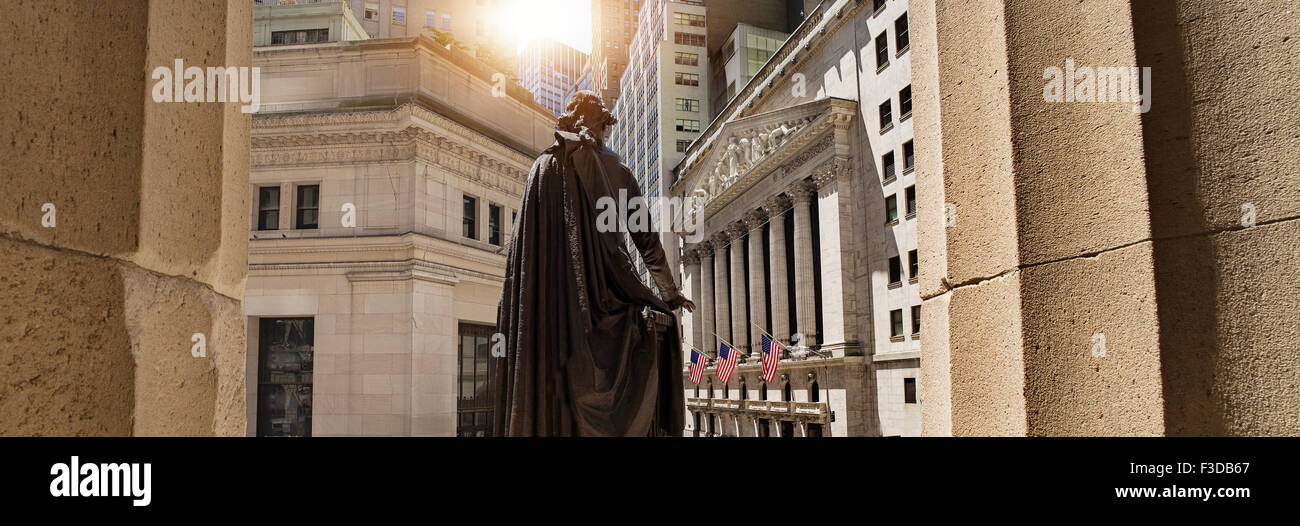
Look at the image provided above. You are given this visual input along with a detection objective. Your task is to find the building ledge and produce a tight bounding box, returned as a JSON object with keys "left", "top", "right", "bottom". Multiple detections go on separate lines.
{"left": 874, "top": 350, "right": 920, "bottom": 362}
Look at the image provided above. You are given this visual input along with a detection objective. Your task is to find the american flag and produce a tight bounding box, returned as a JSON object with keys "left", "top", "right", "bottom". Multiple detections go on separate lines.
{"left": 688, "top": 348, "right": 707, "bottom": 385}
{"left": 760, "top": 333, "right": 781, "bottom": 383}
{"left": 716, "top": 342, "right": 738, "bottom": 383}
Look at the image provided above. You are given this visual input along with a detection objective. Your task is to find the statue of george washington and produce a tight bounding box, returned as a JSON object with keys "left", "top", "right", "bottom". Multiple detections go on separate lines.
{"left": 491, "top": 91, "right": 696, "bottom": 437}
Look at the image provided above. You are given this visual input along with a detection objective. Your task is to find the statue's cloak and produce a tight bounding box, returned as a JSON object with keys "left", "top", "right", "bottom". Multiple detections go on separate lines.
{"left": 492, "top": 130, "right": 684, "bottom": 437}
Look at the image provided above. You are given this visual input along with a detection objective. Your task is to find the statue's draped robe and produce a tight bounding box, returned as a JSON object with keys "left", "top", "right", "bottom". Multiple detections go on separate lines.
{"left": 492, "top": 130, "right": 684, "bottom": 437}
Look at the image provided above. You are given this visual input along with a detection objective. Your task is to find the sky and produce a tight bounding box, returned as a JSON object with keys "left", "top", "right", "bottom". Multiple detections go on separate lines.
{"left": 506, "top": 0, "right": 593, "bottom": 54}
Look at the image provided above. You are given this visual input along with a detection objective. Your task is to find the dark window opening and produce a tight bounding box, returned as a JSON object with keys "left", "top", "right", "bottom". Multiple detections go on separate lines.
{"left": 257, "top": 186, "right": 280, "bottom": 231}
{"left": 295, "top": 185, "right": 319, "bottom": 229}
{"left": 256, "top": 318, "right": 314, "bottom": 437}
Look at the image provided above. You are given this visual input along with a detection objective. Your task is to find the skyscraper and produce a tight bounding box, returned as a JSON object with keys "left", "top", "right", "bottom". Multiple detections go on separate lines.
{"left": 591, "top": 0, "right": 643, "bottom": 106}
{"left": 518, "top": 37, "right": 590, "bottom": 116}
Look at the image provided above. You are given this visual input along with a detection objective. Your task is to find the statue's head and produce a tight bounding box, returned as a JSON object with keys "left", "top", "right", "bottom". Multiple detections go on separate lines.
{"left": 557, "top": 90, "right": 616, "bottom": 144}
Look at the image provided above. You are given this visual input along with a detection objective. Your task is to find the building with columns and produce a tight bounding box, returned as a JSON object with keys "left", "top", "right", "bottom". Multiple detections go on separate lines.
{"left": 245, "top": 28, "right": 554, "bottom": 436}
{"left": 674, "top": 0, "right": 919, "bottom": 437}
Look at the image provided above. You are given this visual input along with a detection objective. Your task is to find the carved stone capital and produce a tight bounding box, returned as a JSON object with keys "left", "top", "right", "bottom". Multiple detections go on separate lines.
{"left": 712, "top": 231, "right": 732, "bottom": 248}
{"left": 788, "top": 180, "right": 817, "bottom": 204}
{"left": 682, "top": 246, "right": 701, "bottom": 266}
{"left": 765, "top": 194, "right": 792, "bottom": 216}
{"left": 725, "top": 222, "right": 748, "bottom": 239}
{"left": 812, "top": 156, "right": 850, "bottom": 189}
{"left": 697, "top": 240, "right": 715, "bottom": 260}
{"left": 743, "top": 209, "right": 767, "bottom": 231}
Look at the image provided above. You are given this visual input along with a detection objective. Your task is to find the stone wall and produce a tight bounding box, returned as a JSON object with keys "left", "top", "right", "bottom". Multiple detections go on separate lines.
{"left": 0, "top": 1, "right": 251, "bottom": 436}
{"left": 914, "top": 0, "right": 1298, "bottom": 436}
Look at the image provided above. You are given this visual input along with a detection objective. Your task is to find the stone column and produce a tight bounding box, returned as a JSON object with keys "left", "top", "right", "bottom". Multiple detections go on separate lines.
{"left": 0, "top": 0, "right": 251, "bottom": 436}
{"left": 698, "top": 242, "right": 715, "bottom": 355}
{"left": 712, "top": 233, "right": 731, "bottom": 353}
{"left": 812, "top": 157, "right": 860, "bottom": 357}
{"left": 789, "top": 181, "right": 818, "bottom": 346}
{"left": 744, "top": 210, "right": 768, "bottom": 356}
{"left": 727, "top": 223, "right": 749, "bottom": 354}
{"left": 766, "top": 194, "right": 792, "bottom": 345}
{"left": 915, "top": 0, "right": 1300, "bottom": 436}
{"left": 682, "top": 246, "right": 703, "bottom": 352}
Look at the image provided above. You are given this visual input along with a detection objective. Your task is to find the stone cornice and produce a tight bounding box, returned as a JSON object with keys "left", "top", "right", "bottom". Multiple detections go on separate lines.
{"left": 253, "top": 103, "right": 535, "bottom": 174}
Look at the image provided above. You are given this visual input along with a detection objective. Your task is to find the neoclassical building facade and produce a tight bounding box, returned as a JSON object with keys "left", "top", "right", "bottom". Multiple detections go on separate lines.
{"left": 675, "top": 0, "right": 920, "bottom": 437}
{"left": 245, "top": 32, "right": 555, "bottom": 436}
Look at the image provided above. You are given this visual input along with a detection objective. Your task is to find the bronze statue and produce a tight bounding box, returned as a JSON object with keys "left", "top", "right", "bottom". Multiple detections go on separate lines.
{"left": 492, "top": 91, "right": 696, "bottom": 437}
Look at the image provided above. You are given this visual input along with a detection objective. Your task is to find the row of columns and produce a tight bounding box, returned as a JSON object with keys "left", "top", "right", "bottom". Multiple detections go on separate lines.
{"left": 683, "top": 180, "right": 820, "bottom": 357}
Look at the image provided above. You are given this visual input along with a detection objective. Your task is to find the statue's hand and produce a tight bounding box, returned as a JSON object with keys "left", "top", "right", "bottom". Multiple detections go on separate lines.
{"left": 667, "top": 294, "right": 696, "bottom": 313}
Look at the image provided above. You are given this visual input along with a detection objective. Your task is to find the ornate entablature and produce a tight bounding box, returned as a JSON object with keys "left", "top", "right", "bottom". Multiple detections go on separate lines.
{"left": 676, "top": 97, "right": 858, "bottom": 228}
{"left": 252, "top": 103, "right": 533, "bottom": 195}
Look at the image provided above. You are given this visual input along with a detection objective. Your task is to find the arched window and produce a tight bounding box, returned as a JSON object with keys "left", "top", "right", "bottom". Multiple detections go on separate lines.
{"left": 809, "top": 380, "right": 820, "bottom": 403}
{"left": 739, "top": 377, "right": 748, "bottom": 400}
{"left": 782, "top": 381, "right": 792, "bottom": 402}
{"left": 723, "top": 383, "right": 729, "bottom": 399}
{"left": 694, "top": 384, "right": 699, "bottom": 398}
{"left": 760, "top": 380, "right": 768, "bottom": 401}
{"left": 707, "top": 379, "right": 714, "bottom": 399}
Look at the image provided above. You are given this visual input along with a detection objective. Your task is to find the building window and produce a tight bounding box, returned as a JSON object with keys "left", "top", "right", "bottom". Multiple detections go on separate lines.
{"left": 442, "top": 13, "right": 452, "bottom": 30}
{"left": 675, "top": 119, "right": 700, "bottom": 132}
{"left": 463, "top": 195, "right": 478, "bottom": 239}
{"left": 295, "top": 184, "right": 319, "bottom": 229}
{"left": 903, "top": 140, "right": 915, "bottom": 172}
{"left": 257, "top": 186, "right": 280, "bottom": 231}
{"left": 882, "top": 151, "right": 896, "bottom": 181}
{"left": 488, "top": 203, "right": 502, "bottom": 246}
{"left": 675, "top": 97, "right": 700, "bottom": 112}
{"left": 673, "top": 12, "right": 705, "bottom": 27}
{"left": 900, "top": 85, "right": 913, "bottom": 118}
{"left": 782, "top": 381, "right": 792, "bottom": 402}
{"left": 457, "top": 323, "right": 497, "bottom": 437}
{"left": 256, "top": 318, "right": 314, "bottom": 437}
{"left": 426, "top": 10, "right": 437, "bottom": 27}
{"left": 904, "top": 377, "right": 917, "bottom": 403}
{"left": 724, "top": 383, "right": 729, "bottom": 399}
{"left": 364, "top": 2, "right": 379, "bottom": 21}
{"left": 896, "top": 13, "right": 910, "bottom": 53}
{"left": 906, "top": 185, "right": 917, "bottom": 217}
{"left": 909, "top": 249, "right": 919, "bottom": 281}
{"left": 676, "top": 140, "right": 691, "bottom": 152}
{"left": 879, "top": 100, "right": 892, "bottom": 131}
{"left": 912, "top": 305, "right": 922, "bottom": 335}
{"left": 889, "top": 256, "right": 902, "bottom": 285}
{"left": 270, "top": 29, "right": 330, "bottom": 45}
{"left": 674, "top": 51, "right": 699, "bottom": 66}
{"left": 809, "top": 380, "right": 819, "bottom": 403}
{"left": 392, "top": 6, "right": 406, "bottom": 24}
{"left": 885, "top": 194, "right": 898, "bottom": 224}
{"left": 873, "top": 0, "right": 887, "bottom": 13}
{"left": 875, "top": 32, "right": 889, "bottom": 70}
{"left": 891, "top": 309, "right": 905, "bottom": 339}
{"left": 674, "top": 72, "right": 700, "bottom": 86}
{"left": 674, "top": 32, "right": 705, "bottom": 47}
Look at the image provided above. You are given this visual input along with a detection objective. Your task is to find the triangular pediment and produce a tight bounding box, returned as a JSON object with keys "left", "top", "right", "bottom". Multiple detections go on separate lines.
{"left": 674, "top": 96, "right": 856, "bottom": 207}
